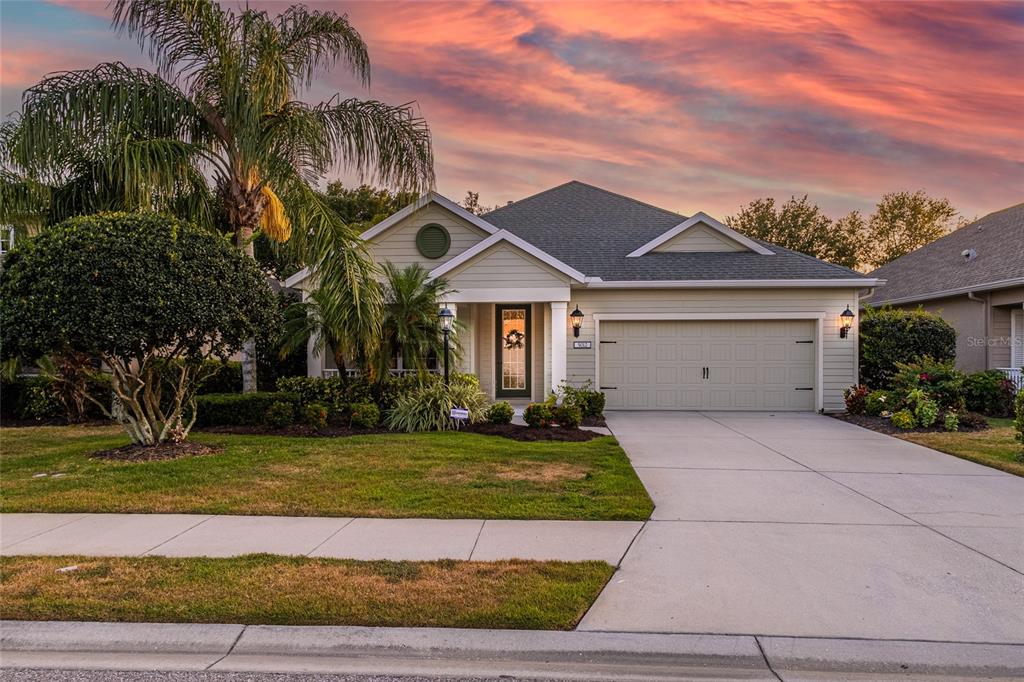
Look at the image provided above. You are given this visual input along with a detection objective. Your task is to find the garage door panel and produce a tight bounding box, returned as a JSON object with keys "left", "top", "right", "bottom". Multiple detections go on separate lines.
{"left": 600, "top": 319, "right": 816, "bottom": 411}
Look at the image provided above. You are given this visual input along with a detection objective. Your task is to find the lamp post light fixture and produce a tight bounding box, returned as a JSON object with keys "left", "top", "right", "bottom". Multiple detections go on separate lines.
{"left": 438, "top": 307, "right": 455, "bottom": 386}
{"left": 839, "top": 306, "right": 855, "bottom": 339}
{"left": 570, "top": 305, "right": 584, "bottom": 338}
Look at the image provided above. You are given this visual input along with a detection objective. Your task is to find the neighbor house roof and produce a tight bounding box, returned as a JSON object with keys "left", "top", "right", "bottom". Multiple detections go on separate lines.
{"left": 867, "top": 203, "right": 1024, "bottom": 306}
{"left": 482, "top": 181, "right": 870, "bottom": 283}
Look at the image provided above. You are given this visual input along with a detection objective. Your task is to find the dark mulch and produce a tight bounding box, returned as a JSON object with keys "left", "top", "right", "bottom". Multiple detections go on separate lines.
{"left": 197, "top": 424, "right": 390, "bottom": 438}
{"left": 91, "top": 441, "right": 224, "bottom": 462}
{"left": 463, "top": 422, "right": 602, "bottom": 442}
{"left": 832, "top": 412, "right": 990, "bottom": 435}
{"left": 581, "top": 415, "right": 607, "bottom": 428}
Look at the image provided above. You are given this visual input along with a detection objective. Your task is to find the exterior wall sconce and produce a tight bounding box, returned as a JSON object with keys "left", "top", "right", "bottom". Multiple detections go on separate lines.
{"left": 570, "top": 305, "right": 584, "bottom": 338}
{"left": 839, "top": 306, "right": 855, "bottom": 339}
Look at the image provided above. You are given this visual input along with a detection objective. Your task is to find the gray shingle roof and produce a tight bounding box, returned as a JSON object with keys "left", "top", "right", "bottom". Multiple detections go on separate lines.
{"left": 481, "top": 181, "right": 867, "bottom": 281}
{"left": 868, "top": 203, "right": 1024, "bottom": 304}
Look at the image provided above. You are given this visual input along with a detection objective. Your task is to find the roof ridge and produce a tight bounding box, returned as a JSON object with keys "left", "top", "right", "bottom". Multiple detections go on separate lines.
{"left": 481, "top": 179, "right": 687, "bottom": 221}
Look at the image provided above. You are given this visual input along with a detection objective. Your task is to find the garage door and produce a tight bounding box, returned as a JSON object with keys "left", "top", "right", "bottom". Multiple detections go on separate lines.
{"left": 599, "top": 320, "right": 816, "bottom": 410}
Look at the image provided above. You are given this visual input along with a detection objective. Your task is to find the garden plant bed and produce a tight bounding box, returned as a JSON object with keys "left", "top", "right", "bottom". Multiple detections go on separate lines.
{"left": 1, "top": 425, "right": 653, "bottom": 519}
{"left": 198, "top": 424, "right": 391, "bottom": 438}
{"left": 0, "top": 555, "right": 614, "bottom": 630}
{"left": 831, "top": 412, "right": 989, "bottom": 435}
{"left": 464, "top": 422, "right": 602, "bottom": 442}
{"left": 582, "top": 415, "right": 607, "bottom": 428}
{"left": 91, "top": 441, "right": 223, "bottom": 462}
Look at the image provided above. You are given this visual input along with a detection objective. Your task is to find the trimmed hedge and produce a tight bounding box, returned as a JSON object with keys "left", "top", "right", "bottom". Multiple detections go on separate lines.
{"left": 196, "top": 361, "right": 243, "bottom": 395}
{"left": 1, "top": 373, "right": 111, "bottom": 422}
{"left": 859, "top": 307, "right": 956, "bottom": 388}
{"left": 194, "top": 392, "right": 299, "bottom": 427}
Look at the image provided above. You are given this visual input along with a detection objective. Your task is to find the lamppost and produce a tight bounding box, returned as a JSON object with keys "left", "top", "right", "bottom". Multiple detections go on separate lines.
{"left": 438, "top": 307, "right": 455, "bottom": 386}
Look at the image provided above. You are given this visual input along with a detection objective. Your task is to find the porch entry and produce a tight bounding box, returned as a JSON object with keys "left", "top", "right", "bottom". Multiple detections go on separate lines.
{"left": 495, "top": 304, "right": 531, "bottom": 398}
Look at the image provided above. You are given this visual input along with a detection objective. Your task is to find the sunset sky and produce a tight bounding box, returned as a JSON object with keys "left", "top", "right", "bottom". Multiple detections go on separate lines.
{"left": 1, "top": 0, "right": 1021, "bottom": 220}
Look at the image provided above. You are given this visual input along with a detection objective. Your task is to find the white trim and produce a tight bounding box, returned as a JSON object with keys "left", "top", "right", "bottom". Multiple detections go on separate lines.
{"left": 283, "top": 267, "right": 311, "bottom": 289}
{"left": 1011, "top": 308, "right": 1023, "bottom": 368}
{"left": 359, "top": 192, "right": 500, "bottom": 241}
{"left": 626, "top": 212, "right": 775, "bottom": 257}
{"left": 443, "top": 287, "right": 570, "bottom": 303}
{"left": 550, "top": 302, "right": 568, "bottom": 391}
{"left": 428, "top": 230, "right": 588, "bottom": 283}
{"left": 867, "top": 277, "right": 1024, "bottom": 307}
{"left": 585, "top": 278, "right": 880, "bottom": 289}
{"left": 593, "top": 312, "right": 826, "bottom": 412}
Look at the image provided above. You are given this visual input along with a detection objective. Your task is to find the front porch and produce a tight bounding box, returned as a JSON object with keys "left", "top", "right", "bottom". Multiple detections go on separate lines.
{"left": 309, "top": 300, "right": 572, "bottom": 402}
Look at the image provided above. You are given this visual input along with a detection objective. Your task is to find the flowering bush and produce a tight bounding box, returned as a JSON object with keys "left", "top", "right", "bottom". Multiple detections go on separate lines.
{"left": 890, "top": 409, "right": 916, "bottom": 430}
{"left": 844, "top": 385, "right": 869, "bottom": 414}
{"left": 865, "top": 390, "right": 892, "bottom": 417}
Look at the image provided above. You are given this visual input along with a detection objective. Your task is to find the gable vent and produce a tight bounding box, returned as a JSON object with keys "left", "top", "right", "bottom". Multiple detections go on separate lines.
{"left": 416, "top": 223, "right": 451, "bottom": 259}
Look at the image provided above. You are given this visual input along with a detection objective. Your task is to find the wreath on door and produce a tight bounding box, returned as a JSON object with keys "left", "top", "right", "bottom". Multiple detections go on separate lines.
{"left": 503, "top": 329, "right": 525, "bottom": 350}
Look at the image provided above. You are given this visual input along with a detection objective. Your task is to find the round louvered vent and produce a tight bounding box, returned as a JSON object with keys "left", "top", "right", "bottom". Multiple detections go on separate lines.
{"left": 416, "top": 223, "right": 451, "bottom": 258}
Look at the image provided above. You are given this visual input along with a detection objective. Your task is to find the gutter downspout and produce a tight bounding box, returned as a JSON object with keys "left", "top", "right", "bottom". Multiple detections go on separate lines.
{"left": 967, "top": 292, "right": 990, "bottom": 369}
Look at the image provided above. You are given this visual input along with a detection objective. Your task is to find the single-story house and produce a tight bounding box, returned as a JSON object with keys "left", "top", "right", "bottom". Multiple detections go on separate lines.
{"left": 287, "top": 181, "right": 880, "bottom": 412}
{"left": 864, "top": 203, "right": 1023, "bottom": 385}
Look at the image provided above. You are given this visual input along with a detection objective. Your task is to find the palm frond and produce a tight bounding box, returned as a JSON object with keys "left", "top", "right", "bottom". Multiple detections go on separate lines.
{"left": 277, "top": 6, "right": 370, "bottom": 88}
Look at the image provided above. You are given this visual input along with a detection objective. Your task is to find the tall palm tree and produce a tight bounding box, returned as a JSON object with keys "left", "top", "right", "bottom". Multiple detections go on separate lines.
{"left": 4, "top": 0, "right": 434, "bottom": 391}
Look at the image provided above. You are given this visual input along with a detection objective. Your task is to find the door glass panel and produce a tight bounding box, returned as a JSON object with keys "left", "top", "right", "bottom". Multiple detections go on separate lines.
{"left": 501, "top": 308, "right": 527, "bottom": 391}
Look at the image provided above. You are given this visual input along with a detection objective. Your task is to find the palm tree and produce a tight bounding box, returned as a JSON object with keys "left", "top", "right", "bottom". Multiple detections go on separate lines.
{"left": 375, "top": 263, "right": 462, "bottom": 377}
{"left": 4, "top": 0, "right": 434, "bottom": 391}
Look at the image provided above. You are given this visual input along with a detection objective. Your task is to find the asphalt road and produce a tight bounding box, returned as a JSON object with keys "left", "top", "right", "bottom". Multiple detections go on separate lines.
{"left": 1, "top": 672, "right": 525, "bottom": 682}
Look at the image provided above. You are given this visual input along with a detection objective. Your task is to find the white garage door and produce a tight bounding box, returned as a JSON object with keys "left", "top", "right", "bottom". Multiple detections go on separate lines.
{"left": 599, "top": 320, "right": 816, "bottom": 410}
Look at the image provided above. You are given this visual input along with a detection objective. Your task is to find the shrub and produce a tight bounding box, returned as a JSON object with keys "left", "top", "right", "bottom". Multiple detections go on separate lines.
{"left": 959, "top": 411, "right": 990, "bottom": 430}
{"left": 302, "top": 402, "right": 329, "bottom": 430}
{"left": 944, "top": 411, "right": 959, "bottom": 432}
{"left": 385, "top": 379, "right": 487, "bottom": 432}
{"left": 859, "top": 307, "right": 956, "bottom": 388}
{"left": 1015, "top": 389, "right": 1024, "bottom": 453}
{"left": 264, "top": 401, "right": 296, "bottom": 429}
{"left": 554, "top": 404, "right": 583, "bottom": 428}
{"left": 844, "top": 385, "right": 869, "bottom": 415}
{"left": 349, "top": 402, "right": 381, "bottom": 429}
{"left": 890, "top": 409, "right": 916, "bottom": 430}
{"left": 196, "top": 361, "right": 243, "bottom": 394}
{"left": 865, "top": 390, "right": 893, "bottom": 417}
{"left": 0, "top": 213, "right": 277, "bottom": 444}
{"left": 485, "top": 401, "right": 514, "bottom": 425}
{"left": 916, "top": 398, "right": 939, "bottom": 428}
{"left": 558, "top": 381, "right": 606, "bottom": 418}
{"left": 195, "top": 392, "right": 298, "bottom": 427}
{"left": 890, "top": 358, "right": 965, "bottom": 409}
{"left": 962, "top": 370, "right": 1016, "bottom": 417}
{"left": 523, "top": 402, "right": 555, "bottom": 428}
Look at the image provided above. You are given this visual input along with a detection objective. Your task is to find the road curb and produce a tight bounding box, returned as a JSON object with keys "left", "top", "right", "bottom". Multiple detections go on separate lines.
{"left": 2, "top": 621, "right": 1023, "bottom": 679}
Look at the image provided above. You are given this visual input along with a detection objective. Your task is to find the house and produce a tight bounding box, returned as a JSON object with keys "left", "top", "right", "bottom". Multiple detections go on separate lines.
{"left": 864, "top": 203, "right": 1023, "bottom": 384}
{"left": 287, "top": 181, "right": 880, "bottom": 412}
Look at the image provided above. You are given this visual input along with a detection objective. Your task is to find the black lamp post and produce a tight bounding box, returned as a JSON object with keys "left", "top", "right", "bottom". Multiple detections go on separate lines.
{"left": 839, "top": 306, "right": 855, "bottom": 338}
{"left": 438, "top": 307, "right": 455, "bottom": 386}
{"left": 570, "top": 305, "right": 584, "bottom": 338}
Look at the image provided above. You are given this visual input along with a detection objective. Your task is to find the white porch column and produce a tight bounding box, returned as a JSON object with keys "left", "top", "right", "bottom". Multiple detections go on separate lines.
{"left": 550, "top": 301, "right": 568, "bottom": 391}
{"left": 303, "top": 290, "right": 323, "bottom": 378}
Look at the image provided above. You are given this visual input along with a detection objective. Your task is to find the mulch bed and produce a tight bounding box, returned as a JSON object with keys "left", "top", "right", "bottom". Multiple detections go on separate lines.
{"left": 91, "top": 441, "right": 224, "bottom": 462}
{"left": 832, "top": 412, "right": 989, "bottom": 435}
{"left": 197, "top": 424, "right": 391, "bottom": 437}
{"left": 463, "top": 422, "right": 602, "bottom": 442}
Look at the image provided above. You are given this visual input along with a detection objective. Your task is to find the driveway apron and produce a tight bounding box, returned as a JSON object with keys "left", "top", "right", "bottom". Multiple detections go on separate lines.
{"left": 579, "top": 411, "right": 1024, "bottom": 643}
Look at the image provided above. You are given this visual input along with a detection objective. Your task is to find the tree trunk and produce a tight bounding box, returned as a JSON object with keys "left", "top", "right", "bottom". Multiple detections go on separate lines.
{"left": 237, "top": 224, "right": 258, "bottom": 393}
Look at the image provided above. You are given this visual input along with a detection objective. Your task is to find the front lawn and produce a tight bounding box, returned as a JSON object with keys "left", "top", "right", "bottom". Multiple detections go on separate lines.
{"left": 0, "top": 555, "right": 613, "bottom": 630}
{"left": 898, "top": 418, "right": 1024, "bottom": 477}
{"left": 0, "top": 425, "right": 653, "bottom": 520}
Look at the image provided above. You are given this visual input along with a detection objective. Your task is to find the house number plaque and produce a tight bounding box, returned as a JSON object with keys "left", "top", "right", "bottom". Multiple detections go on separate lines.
{"left": 572, "top": 341, "right": 592, "bottom": 349}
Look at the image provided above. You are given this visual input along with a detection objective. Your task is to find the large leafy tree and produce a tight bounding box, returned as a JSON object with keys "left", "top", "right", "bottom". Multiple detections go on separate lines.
{"left": 0, "top": 213, "right": 277, "bottom": 445}
{"left": 3, "top": 0, "right": 434, "bottom": 391}
{"left": 864, "top": 190, "right": 962, "bottom": 269}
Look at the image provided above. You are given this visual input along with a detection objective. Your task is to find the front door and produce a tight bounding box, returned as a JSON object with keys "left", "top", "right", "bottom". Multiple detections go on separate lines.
{"left": 496, "top": 304, "right": 531, "bottom": 398}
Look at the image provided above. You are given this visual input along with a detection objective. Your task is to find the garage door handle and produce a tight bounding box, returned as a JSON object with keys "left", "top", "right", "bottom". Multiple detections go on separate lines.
{"left": 795, "top": 387, "right": 813, "bottom": 391}
{"left": 600, "top": 386, "right": 617, "bottom": 390}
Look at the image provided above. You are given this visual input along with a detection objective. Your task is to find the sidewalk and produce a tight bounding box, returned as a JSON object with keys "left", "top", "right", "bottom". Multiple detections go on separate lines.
{"left": 3, "top": 620, "right": 1022, "bottom": 680}
{"left": 0, "top": 513, "right": 643, "bottom": 563}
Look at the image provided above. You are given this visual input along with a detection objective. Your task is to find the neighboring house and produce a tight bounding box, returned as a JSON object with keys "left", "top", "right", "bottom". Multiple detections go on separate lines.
{"left": 287, "top": 181, "right": 879, "bottom": 412}
{"left": 865, "top": 203, "right": 1023, "bottom": 384}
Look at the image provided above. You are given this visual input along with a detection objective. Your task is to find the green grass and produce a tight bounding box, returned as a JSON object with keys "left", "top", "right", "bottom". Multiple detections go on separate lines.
{"left": 0, "top": 554, "right": 614, "bottom": 630}
{"left": 898, "top": 417, "right": 1023, "bottom": 477}
{"left": 0, "top": 425, "right": 653, "bottom": 520}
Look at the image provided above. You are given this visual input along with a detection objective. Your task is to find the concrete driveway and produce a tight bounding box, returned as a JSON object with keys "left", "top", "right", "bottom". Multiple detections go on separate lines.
{"left": 579, "top": 412, "right": 1024, "bottom": 643}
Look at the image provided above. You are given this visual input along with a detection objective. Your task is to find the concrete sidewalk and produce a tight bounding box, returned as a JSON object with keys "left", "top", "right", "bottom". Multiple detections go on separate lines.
{"left": 2, "top": 620, "right": 1022, "bottom": 680}
{"left": 0, "top": 513, "right": 643, "bottom": 564}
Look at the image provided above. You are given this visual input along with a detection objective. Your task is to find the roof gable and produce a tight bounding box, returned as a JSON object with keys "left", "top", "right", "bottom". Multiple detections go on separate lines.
{"left": 429, "top": 230, "right": 586, "bottom": 284}
{"left": 627, "top": 213, "right": 773, "bottom": 257}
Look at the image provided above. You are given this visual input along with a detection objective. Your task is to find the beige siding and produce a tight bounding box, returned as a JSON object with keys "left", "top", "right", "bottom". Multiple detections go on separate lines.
{"left": 567, "top": 288, "right": 861, "bottom": 412}
{"left": 654, "top": 224, "right": 747, "bottom": 252}
{"left": 895, "top": 295, "right": 987, "bottom": 372}
{"left": 444, "top": 243, "right": 571, "bottom": 289}
{"left": 369, "top": 204, "right": 488, "bottom": 269}
{"left": 991, "top": 306, "right": 1012, "bottom": 367}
